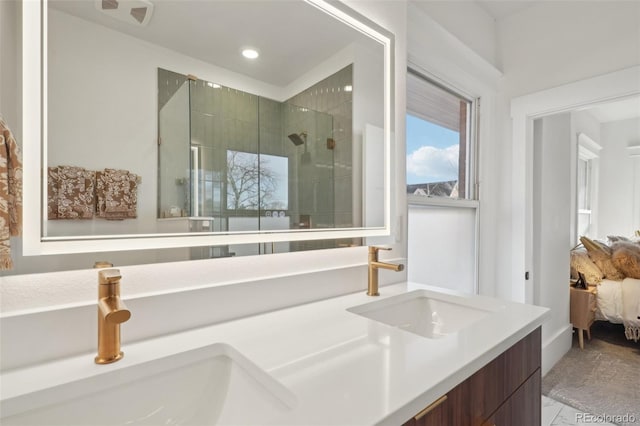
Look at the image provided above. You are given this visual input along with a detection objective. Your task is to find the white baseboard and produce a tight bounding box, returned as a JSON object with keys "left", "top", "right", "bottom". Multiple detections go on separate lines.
{"left": 541, "top": 324, "right": 573, "bottom": 377}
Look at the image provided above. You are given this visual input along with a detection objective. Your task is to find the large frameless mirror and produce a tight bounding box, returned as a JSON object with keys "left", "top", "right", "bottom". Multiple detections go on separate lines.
{"left": 22, "top": 0, "right": 394, "bottom": 256}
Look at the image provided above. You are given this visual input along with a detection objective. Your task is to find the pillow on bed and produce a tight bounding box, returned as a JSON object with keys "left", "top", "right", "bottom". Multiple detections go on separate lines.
{"left": 570, "top": 248, "right": 604, "bottom": 285}
{"left": 580, "top": 236, "right": 625, "bottom": 280}
{"left": 611, "top": 242, "right": 640, "bottom": 279}
{"left": 608, "top": 235, "right": 630, "bottom": 244}
{"left": 608, "top": 235, "right": 640, "bottom": 245}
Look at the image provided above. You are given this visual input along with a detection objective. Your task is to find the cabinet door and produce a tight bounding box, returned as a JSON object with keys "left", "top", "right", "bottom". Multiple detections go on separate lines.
{"left": 448, "top": 328, "right": 541, "bottom": 425}
{"left": 403, "top": 395, "right": 449, "bottom": 426}
{"left": 402, "top": 328, "right": 542, "bottom": 426}
{"left": 482, "top": 369, "right": 541, "bottom": 426}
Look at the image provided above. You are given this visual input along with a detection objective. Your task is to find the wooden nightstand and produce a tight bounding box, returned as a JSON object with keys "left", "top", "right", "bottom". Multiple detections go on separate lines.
{"left": 569, "top": 285, "right": 597, "bottom": 349}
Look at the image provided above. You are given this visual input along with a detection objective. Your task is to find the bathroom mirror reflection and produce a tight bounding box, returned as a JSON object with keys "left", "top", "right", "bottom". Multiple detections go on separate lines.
{"left": 28, "top": 0, "right": 392, "bottom": 256}
{"left": 158, "top": 66, "right": 352, "bottom": 237}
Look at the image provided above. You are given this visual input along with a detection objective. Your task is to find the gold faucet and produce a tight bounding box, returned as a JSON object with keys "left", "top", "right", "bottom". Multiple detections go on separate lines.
{"left": 95, "top": 269, "right": 131, "bottom": 364}
{"left": 367, "top": 246, "right": 404, "bottom": 296}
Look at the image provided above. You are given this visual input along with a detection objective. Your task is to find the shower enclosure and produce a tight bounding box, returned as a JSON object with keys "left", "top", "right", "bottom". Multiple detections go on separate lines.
{"left": 158, "top": 67, "right": 352, "bottom": 256}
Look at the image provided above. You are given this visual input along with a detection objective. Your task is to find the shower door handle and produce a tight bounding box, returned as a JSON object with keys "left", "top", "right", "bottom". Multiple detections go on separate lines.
{"left": 191, "top": 145, "right": 199, "bottom": 217}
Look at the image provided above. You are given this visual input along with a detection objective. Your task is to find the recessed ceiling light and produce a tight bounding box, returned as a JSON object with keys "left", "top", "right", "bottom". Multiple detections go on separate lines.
{"left": 344, "top": 85, "right": 353, "bottom": 92}
{"left": 242, "top": 48, "right": 259, "bottom": 59}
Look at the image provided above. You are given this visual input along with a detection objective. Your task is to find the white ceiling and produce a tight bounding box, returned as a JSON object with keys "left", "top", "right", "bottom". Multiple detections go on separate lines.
{"left": 475, "top": 0, "right": 538, "bottom": 20}
{"left": 583, "top": 96, "right": 640, "bottom": 123}
{"left": 51, "top": 0, "right": 638, "bottom": 123}
{"left": 412, "top": 0, "right": 640, "bottom": 124}
{"left": 49, "top": 0, "right": 377, "bottom": 87}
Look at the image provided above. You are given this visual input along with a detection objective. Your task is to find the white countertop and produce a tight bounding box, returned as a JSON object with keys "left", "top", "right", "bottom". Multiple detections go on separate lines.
{"left": 0, "top": 282, "right": 549, "bottom": 425}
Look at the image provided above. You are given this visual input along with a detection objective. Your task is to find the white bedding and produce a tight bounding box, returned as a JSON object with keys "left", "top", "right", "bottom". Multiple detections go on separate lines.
{"left": 596, "top": 279, "right": 624, "bottom": 323}
{"left": 596, "top": 278, "right": 640, "bottom": 341}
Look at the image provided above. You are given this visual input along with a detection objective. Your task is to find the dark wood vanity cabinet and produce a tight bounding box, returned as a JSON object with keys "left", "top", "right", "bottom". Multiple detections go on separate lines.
{"left": 403, "top": 327, "right": 541, "bottom": 426}
{"left": 481, "top": 371, "right": 541, "bottom": 426}
{"left": 404, "top": 395, "right": 449, "bottom": 426}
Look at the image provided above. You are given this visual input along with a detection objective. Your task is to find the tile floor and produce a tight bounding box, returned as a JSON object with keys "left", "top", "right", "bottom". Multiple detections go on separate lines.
{"left": 543, "top": 395, "right": 617, "bottom": 426}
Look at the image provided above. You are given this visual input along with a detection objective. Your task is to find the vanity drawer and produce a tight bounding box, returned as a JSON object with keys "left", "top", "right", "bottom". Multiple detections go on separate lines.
{"left": 448, "top": 327, "right": 541, "bottom": 425}
{"left": 402, "top": 328, "right": 541, "bottom": 426}
{"left": 481, "top": 369, "right": 541, "bottom": 426}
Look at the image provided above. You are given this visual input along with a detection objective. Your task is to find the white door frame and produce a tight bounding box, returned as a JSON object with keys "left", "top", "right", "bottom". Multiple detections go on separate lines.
{"left": 510, "top": 66, "right": 640, "bottom": 304}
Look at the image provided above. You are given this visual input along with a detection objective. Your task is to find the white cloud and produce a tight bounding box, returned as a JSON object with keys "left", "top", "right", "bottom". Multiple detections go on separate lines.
{"left": 407, "top": 145, "right": 459, "bottom": 180}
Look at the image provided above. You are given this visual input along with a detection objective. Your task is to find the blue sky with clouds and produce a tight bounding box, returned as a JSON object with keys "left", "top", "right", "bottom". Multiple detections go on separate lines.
{"left": 406, "top": 114, "right": 459, "bottom": 184}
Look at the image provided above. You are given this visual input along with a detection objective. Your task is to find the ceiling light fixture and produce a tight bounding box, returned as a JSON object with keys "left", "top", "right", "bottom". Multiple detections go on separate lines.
{"left": 242, "top": 48, "right": 259, "bottom": 59}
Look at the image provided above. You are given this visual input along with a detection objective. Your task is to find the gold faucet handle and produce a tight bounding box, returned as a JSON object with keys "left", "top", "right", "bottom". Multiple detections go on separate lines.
{"left": 105, "top": 304, "right": 131, "bottom": 324}
{"left": 369, "top": 246, "right": 392, "bottom": 256}
{"left": 99, "top": 269, "right": 122, "bottom": 285}
{"left": 100, "top": 298, "right": 131, "bottom": 324}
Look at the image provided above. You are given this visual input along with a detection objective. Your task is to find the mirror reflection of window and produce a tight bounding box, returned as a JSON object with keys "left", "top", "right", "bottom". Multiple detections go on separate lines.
{"left": 259, "top": 154, "right": 289, "bottom": 211}
{"left": 225, "top": 151, "right": 288, "bottom": 212}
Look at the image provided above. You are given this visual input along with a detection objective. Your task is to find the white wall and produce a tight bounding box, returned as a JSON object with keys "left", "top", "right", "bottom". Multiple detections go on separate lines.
{"left": 496, "top": 1, "right": 640, "bottom": 303}
{"left": 498, "top": 1, "right": 640, "bottom": 97}
{"left": 406, "top": 2, "right": 501, "bottom": 297}
{"left": 409, "top": 0, "right": 498, "bottom": 69}
{"left": 598, "top": 117, "right": 640, "bottom": 237}
{"left": 47, "top": 10, "right": 154, "bottom": 236}
{"left": 497, "top": 1, "right": 640, "bottom": 293}
{"left": 498, "top": 1, "right": 639, "bottom": 373}
{"left": 533, "top": 114, "right": 573, "bottom": 374}
{"left": 571, "top": 112, "right": 601, "bottom": 149}
{"left": 1, "top": 4, "right": 192, "bottom": 275}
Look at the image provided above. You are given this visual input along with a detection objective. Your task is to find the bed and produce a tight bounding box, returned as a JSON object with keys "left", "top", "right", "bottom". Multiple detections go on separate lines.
{"left": 595, "top": 278, "right": 640, "bottom": 341}
{"left": 571, "top": 235, "right": 640, "bottom": 342}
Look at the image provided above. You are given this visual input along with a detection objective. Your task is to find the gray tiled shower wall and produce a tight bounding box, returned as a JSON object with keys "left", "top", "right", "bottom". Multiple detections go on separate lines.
{"left": 158, "top": 65, "right": 354, "bottom": 251}
{"left": 287, "top": 65, "right": 354, "bottom": 232}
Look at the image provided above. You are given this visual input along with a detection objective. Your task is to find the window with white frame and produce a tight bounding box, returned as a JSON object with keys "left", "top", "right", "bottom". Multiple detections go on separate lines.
{"left": 406, "top": 68, "right": 479, "bottom": 294}
{"left": 576, "top": 133, "right": 601, "bottom": 242}
{"left": 576, "top": 156, "right": 592, "bottom": 236}
{"left": 406, "top": 69, "right": 476, "bottom": 201}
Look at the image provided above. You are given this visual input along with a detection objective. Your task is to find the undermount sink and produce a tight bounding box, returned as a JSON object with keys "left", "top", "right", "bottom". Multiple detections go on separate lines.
{"left": 1, "top": 343, "right": 296, "bottom": 426}
{"left": 347, "top": 289, "right": 500, "bottom": 339}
